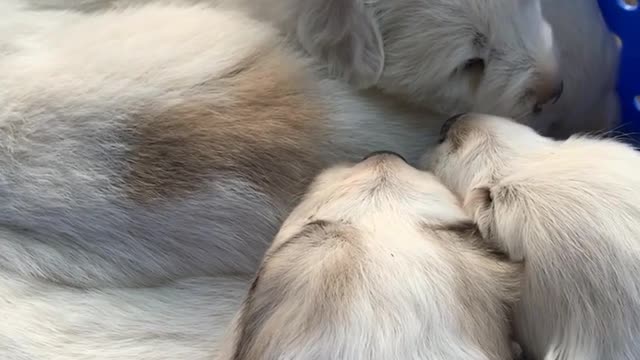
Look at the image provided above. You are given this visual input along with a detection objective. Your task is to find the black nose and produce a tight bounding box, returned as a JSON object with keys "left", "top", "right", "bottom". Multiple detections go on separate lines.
{"left": 362, "top": 150, "right": 407, "bottom": 163}
{"left": 533, "top": 80, "right": 564, "bottom": 114}
{"left": 439, "top": 113, "right": 467, "bottom": 143}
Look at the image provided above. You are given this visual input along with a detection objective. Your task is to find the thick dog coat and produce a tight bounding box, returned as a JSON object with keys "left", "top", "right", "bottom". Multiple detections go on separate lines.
{"left": 428, "top": 114, "right": 640, "bottom": 360}
{"left": 0, "top": 2, "right": 444, "bottom": 287}
{"left": 0, "top": 5, "right": 445, "bottom": 358}
{"left": 26, "top": 0, "right": 620, "bottom": 136}
{"left": 218, "top": 153, "right": 521, "bottom": 360}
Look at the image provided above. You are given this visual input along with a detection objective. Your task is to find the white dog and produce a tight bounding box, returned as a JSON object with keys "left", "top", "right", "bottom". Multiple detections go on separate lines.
{"left": 0, "top": 5, "right": 444, "bottom": 358}
{"left": 0, "top": 2, "right": 449, "bottom": 288}
{"left": 26, "top": 0, "right": 620, "bottom": 136}
{"left": 427, "top": 114, "right": 640, "bottom": 360}
{"left": 0, "top": 2, "right": 613, "bottom": 357}
{"left": 217, "top": 151, "right": 521, "bottom": 360}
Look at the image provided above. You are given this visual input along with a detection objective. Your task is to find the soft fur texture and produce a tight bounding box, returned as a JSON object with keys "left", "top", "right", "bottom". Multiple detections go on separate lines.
{"left": 427, "top": 114, "right": 640, "bottom": 360}
{"left": 218, "top": 153, "right": 520, "bottom": 360}
{"left": 27, "top": 0, "right": 620, "bottom": 136}
{"left": 0, "top": 3, "right": 453, "bottom": 358}
{"left": 0, "top": 274, "right": 248, "bottom": 359}
{"left": 0, "top": 2, "right": 443, "bottom": 288}
{"left": 0, "top": 1, "right": 619, "bottom": 358}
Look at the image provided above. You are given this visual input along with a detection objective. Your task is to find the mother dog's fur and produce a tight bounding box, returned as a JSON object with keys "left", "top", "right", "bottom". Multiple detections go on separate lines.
{"left": 0, "top": 2, "right": 444, "bottom": 288}
{"left": 428, "top": 114, "right": 640, "bottom": 359}
{"left": 0, "top": 1, "right": 616, "bottom": 358}
{"left": 0, "top": 4, "right": 446, "bottom": 358}
{"left": 26, "top": 0, "right": 620, "bottom": 136}
{"left": 218, "top": 153, "right": 520, "bottom": 359}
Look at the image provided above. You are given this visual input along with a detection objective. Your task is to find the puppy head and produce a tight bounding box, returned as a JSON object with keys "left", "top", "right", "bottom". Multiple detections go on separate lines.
{"left": 229, "top": 152, "right": 520, "bottom": 359}
{"left": 424, "top": 114, "right": 551, "bottom": 259}
{"left": 291, "top": 0, "right": 561, "bottom": 120}
{"left": 277, "top": 150, "right": 464, "bottom": 241}
{"left": 426, "top": 113, "right": 640, "bottom": 260}
{"left": 425, "top": 113, "right": 551, "bottom": 198}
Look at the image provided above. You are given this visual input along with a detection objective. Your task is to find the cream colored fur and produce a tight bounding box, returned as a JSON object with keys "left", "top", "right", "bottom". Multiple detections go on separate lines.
{"left": 0, "top": 0, "right": 619, "bottom": 357}
{"left": 427, "top": 114, "right": 640, "bottom": 359}
{"left": 27, "top": 0, "right": 620, "bottom": 136}
{"left": 0, "top": 3, "right": 449, "bottom": 358}
{"left": 218, "top": 153, "right": 520, "bottom": 360}
{"left": 0, "top": 2, "right": 441, "bottom": 287}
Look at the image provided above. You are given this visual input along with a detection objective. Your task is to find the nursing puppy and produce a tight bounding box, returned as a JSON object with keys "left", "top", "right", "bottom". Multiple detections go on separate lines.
{"left": 31, "top": 0, "right": 620, "bottom": 136}
{"left": 427, "top": 114, "right": 640, "bottom": 359}
{"left": 218, "top": 152, "right": 521, "bottom": 360}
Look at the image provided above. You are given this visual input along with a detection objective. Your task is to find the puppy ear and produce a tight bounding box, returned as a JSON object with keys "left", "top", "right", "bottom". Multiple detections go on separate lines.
{"left": 464, "top": 186, "right": 494, "bottom": 241}
{"left": 294, "top": 0, "right": 385, "bottom": 88}
{"left": 468, "top": 184, "right": 527, "bottom": 261}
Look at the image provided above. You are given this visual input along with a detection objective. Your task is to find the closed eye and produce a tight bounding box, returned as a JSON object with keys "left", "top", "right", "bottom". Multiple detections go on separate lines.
{"left": 462, "top": 58, "right": 485, "bottom": 89}
{"left": 463, "top": 58, "right": 485, "bottom": 73}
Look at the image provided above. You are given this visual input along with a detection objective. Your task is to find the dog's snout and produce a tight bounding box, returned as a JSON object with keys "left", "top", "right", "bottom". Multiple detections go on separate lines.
{"left": 439, "top": 113, "right": 467, "bottom": 144}
{"left": 533, "top": 79, "right": 564, "bottom": 114}
{"left": 362, "top": 150, "right": 407, "bottom": 163}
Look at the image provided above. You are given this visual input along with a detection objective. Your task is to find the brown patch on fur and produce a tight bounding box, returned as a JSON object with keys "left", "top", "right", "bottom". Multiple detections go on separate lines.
{"left": 124, "top": 45, "right": 329, "bottom": 205}
{"left": 267, "top": 219, "right": 333, "bottom": 257}
{"left": 232, "top": 221, "right": 362, "bottom": 359}
{"left": 424, "top": 219, "right": 521, "bottom": 358}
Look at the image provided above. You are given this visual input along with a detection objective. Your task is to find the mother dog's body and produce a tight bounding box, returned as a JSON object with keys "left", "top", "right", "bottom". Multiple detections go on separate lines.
{"left": 0, "top": 4, "right": 443, "bottom": 358}
{"left": 0, "top": 3, "right": 440, "bottom": 288}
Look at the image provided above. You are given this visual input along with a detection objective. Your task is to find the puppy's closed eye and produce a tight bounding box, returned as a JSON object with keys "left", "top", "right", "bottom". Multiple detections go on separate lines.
{"left": 463, "top": 58, "right": 485, "bottom": 73}
{"left": 462, "top": 58, "right": 486, "bottom": 89}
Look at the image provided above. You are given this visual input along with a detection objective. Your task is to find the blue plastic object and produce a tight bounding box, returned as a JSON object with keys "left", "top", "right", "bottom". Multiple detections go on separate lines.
{"left": 598, "top": 0, "right": 640, "bottom": 140}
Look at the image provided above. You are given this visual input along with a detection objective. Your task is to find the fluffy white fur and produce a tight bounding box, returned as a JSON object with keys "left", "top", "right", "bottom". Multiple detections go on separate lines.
{"left": 26, "top": 0, "right": 620, "bottom": 136}
{"left": 0, "top": 0, "right": 619, "bottom": 357}
{"left": 0, "top": 274, "right": 248, "bottom": 359}
{"left": 0, "top": 3, "right": 448, "bottom": 358}
{"left": 427, "top": 114, "right": 640, "bottom": 359}
{"left": 0, "top": 2, "right": 443, "bottom": 287}
{"left": 218, "top": 153, "right": 520, "bottom": 359}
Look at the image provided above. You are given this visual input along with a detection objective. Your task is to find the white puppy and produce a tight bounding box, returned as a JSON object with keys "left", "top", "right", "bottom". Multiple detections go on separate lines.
{"left": 427, "top": 114, "right": 640, "bottom": 359}
{"left": 28, "top": 0, "right": 620, "bottom": 136}
{"left": 218, "top": 152, "right": 521, "bottom": 360}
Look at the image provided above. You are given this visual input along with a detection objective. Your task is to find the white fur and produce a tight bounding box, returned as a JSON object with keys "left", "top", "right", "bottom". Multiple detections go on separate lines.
{"left": 26, "top": 0, "right": 621, "bottom": 136}
{"left": 0, "top": 274, "right": 248, "bottom": 359}
{"left": 0, "top": 0, "right": 620, "bottom": 357}
{"left": 0, "top": 3, "right": 441, "bottom": 287}
{"left": 428, "top": 114, "right": 640, "bottom": 359}
{"left": 0, "top": 4, "right": 446, "bottom": 358}
{"left": 218, "top": 155, "right": 520, "bottom": 359}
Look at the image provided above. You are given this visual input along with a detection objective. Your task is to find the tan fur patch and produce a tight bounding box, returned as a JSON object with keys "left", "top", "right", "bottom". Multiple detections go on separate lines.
{"left": 232, "top": 221, "right": 363, "bottom": 359}
{"left": 124, "top": 46, "right": 329, "bottom": 204}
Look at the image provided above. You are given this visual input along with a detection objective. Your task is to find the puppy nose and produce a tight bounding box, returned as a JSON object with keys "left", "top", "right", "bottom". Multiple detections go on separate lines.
{"left": 533, "top": 80, "right": 563, "bottom": 114}
{"left": 362, "top": 150, "right": 407, "bottom": 163}
{"left": 439, "top": 113, "right": 467, "bottom": 144}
